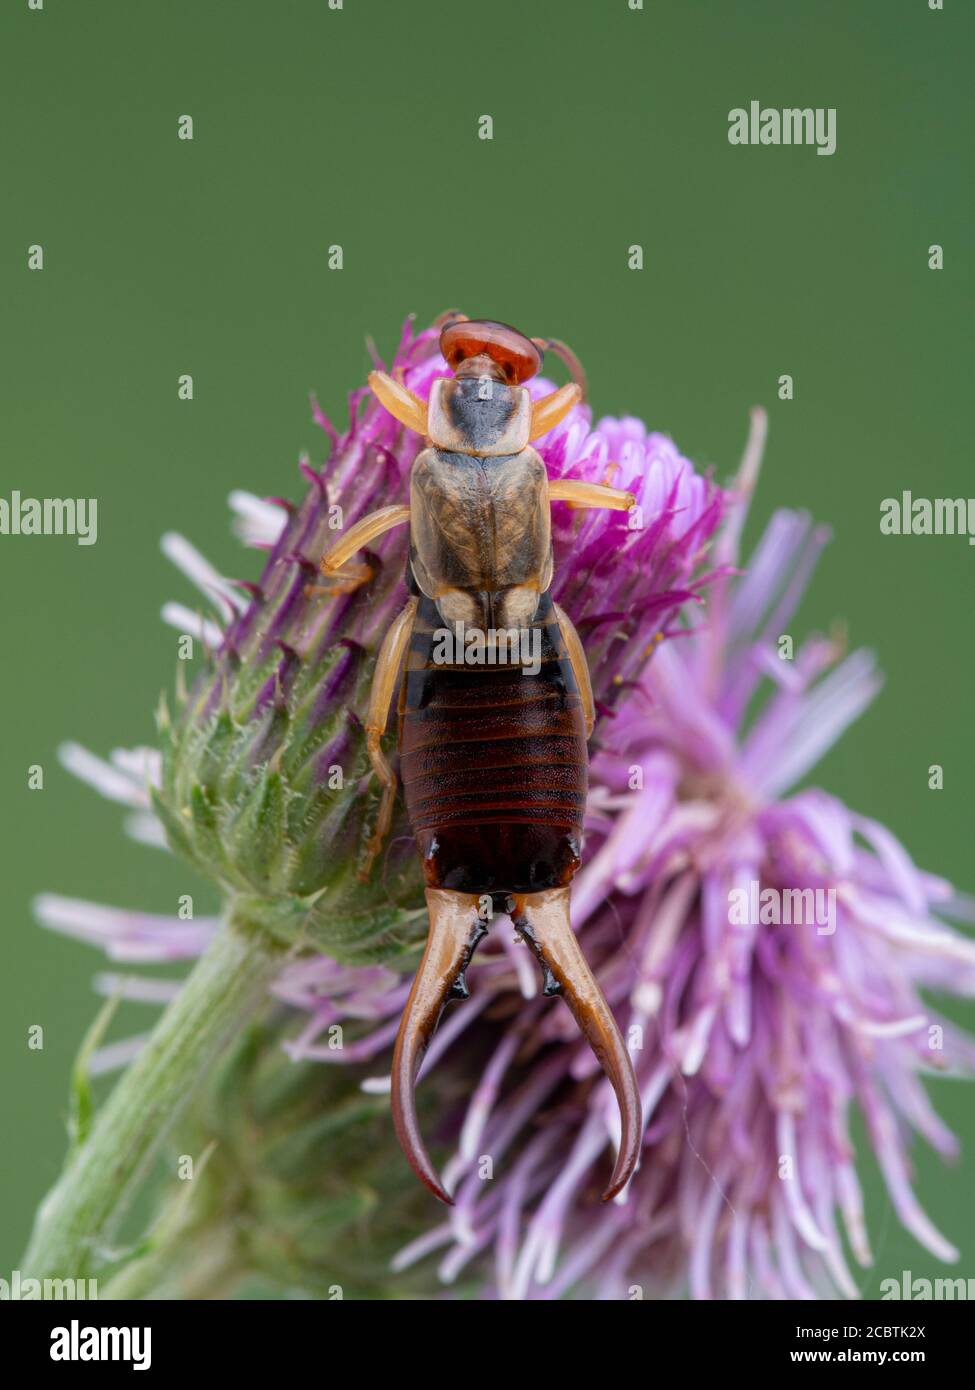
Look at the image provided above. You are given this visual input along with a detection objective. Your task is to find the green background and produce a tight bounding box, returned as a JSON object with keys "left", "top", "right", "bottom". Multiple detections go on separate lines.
{"left": 1, "top": 0, "right": 972, "bottom": 1296}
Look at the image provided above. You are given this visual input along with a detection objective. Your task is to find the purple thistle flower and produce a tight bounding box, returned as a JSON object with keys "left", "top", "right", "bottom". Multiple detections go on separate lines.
{"left": 34, "top": 320, "right": 975, "bottom": 1300}
{"left": 389, "top": 419, "right": 975, "bottom": 1300}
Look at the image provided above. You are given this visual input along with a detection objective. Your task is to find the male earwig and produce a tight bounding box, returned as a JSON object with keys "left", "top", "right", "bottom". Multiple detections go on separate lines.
{"left": 320, "top": 318, "right": 642, "bottom": 1204}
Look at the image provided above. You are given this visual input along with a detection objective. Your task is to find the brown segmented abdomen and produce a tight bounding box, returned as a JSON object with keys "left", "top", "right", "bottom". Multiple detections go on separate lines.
{"left": 398, "top": 590, "right": 588, "bottom": 895}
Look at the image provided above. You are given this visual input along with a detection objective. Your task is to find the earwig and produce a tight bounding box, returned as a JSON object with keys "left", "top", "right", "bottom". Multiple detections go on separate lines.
{"left": 320, "top": 318, "right": 642, "bottom": 1204}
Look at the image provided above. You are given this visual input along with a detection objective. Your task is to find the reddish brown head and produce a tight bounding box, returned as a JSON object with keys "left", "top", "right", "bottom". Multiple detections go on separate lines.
{"left": 440, "top": 318, "right": 543, "bottom": 385}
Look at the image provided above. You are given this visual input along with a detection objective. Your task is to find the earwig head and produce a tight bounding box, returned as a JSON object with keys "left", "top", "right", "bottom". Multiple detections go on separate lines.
{"left": 440, "top": 318, "right": 542, "bottom": 386}
{"left": 370, "top": 313, "right": 585, "bottom": 445}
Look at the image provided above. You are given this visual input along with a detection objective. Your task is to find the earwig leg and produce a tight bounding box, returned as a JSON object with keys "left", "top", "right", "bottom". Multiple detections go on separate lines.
{"left": 547, "top": 478, "right": 636, "bottom": 512}
{"left": 367, "top": 371, "right": 428, "bottom": 434}
{"left": 554, "top": 603, "right": 595, "bottom": 739}
{"left": 358, "top": 597, "right": 418, "bottom": 881}
{"left": 392, "top": 888, "right": 487, "bottom": 1204}
{"left": 304, "top": 560, "right": 375, "bottom": 599}
{"left": 320, "top": 504, "right": 410, "bottom": 578}
{"left": 509, "top": 887, "right": 642, "bottom": 1201}
{"left": 529, "top": 382, "right": 582, "bottom": 441}
{"left": 361, "top": 733, "right": 397, "bottom": 882}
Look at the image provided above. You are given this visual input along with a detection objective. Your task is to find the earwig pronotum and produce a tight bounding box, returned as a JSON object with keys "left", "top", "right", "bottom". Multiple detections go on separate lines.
{"left": 320, "top": 317, "right": 642, "bottom": 1204}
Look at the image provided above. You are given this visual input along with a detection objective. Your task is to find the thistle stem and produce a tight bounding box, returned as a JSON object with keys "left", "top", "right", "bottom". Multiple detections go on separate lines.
{"left": 22, "top": 909, "right": 285, "bottom": 1282}
{"left": 100, "top": 1223, "right": 242, "bottom": 1301}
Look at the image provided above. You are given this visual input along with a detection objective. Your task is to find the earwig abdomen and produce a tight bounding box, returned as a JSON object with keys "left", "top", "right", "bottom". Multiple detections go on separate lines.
{"left": 398, "top": 591, "right": 587, "bottom": 895}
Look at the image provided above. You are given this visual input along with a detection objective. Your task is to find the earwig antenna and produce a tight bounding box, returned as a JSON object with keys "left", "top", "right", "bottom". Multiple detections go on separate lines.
{"left": 433, "top": 308, "right": 469, "bottom": 330}
{"left": 532, "top": 336, "right": 588, "bottom": 401}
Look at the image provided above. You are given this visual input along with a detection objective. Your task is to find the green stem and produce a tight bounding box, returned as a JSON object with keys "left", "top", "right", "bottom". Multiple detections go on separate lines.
{"left": 100, "top": 1223, "right": 243, "bottom": 1301}
{"left": 22, "top": 909, "right": 285, "bottom": 1282}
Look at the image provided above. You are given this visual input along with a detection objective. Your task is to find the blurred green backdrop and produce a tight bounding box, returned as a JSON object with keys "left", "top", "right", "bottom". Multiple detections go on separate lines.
{"left": 1, "top": 0, "right": 973, "bottom": 1296}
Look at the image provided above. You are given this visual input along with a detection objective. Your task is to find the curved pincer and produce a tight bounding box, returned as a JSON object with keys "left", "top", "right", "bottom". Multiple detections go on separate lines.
{"left": 511, "top": 888, "right": 642, "bottom": 1201}
{"left": 390, "top": 889, "right": 486, "bottom": 1205}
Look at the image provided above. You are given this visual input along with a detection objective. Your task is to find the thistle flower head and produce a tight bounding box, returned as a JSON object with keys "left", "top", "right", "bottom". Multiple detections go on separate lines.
{"left": 36, "top": 319, "right": 975, "bottom": 1301}
{"left": 148, "top": 318, "right": 721, "bottom": 963}
{"left": 388, "top": 421, "right": 975, "bottom": 1301}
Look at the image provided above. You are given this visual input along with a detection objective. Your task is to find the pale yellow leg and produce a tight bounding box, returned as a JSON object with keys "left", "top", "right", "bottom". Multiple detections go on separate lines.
{"left": 554, "top": 603, "right": 595, "bottom": 739}
{"left": 529, "top": 383, "right": 583, "bottom": 440}
{"left": 304, "top": 560, "right": 376, "bottom": 598}
{"left": 547, "top": 478, "right": 636, "bottom": 512}
{"left": 367, "top": 372, "right": 428, "bottom": 434}
{"left": 319, "top": 504, "right": 410, "bottom": 587}
{"left": 359, "top": 596, "right": 419, "bottom": 879}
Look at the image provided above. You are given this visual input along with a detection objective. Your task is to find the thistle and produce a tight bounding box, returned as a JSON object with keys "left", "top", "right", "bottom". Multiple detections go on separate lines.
{"left": 24, "top": 317, "right": 722, "bottom": 1286}
{"left": 24, "top": 319, "right": 973, "bottom": 1300}
{"left": 100, "top": 1016, "right": 442, "bottom": 1301}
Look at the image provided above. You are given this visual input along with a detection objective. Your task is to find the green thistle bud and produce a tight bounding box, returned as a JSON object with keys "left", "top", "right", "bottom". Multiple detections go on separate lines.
{"left": 152, "top": 359, "right": 442, "bottom": 965}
